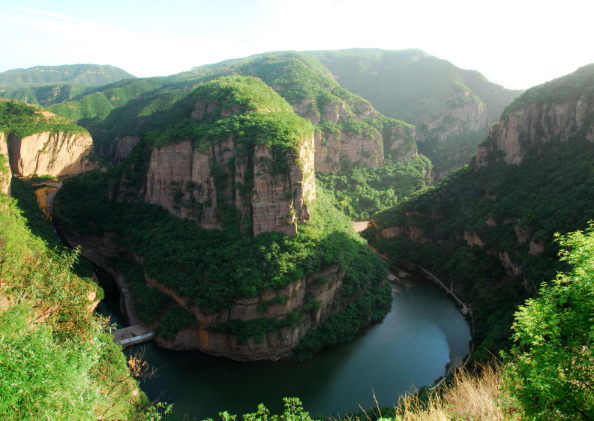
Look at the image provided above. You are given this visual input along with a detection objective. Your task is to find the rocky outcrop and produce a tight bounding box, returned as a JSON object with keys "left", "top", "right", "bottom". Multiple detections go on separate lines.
{"left": 8, "top": 131, "right": 95, "bottom": 177}
{"left": 152, "top": 263, "right": 357, "bottom": 360}
{"left": 389, "top": 125, "right": 418, "bottom": 163}
{"left": 0, "top": 132, "right": 10, "bottom": 196}
{"left": 143, "top": 135, "right": 315, "bottom": 236}
{"left": 464, "top": 231, "right": 484, "bottom": 248}
{"left": 112, "top": 135, "right": 140, "bottom": 163}
{"left": 477, "top": 95, "right": 594, "bottom": 166}
{"left": 313, "top": 129, "right": 384, "bottom": 173}
{"left": 529, "top": 241, "right": 545, "bottom": 256}
{"left": 376, "top": 225, "right": 428, "bottom": 244}
{"left": 415, "top": 91, "right": 488, "bottom": 142}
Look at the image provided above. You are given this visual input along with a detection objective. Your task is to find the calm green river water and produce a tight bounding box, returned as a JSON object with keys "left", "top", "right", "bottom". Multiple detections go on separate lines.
{"left": 99, "top": 267, "right": 471, "bottom": 421}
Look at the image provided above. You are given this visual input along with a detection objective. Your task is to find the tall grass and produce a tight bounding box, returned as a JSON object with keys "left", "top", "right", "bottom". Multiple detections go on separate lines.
{"left": 348, "top": 365, "right": 521, "bottom": 421}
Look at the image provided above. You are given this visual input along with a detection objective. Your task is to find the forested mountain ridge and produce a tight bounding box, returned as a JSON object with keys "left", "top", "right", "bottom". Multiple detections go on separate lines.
{"left": 0, "top": 64, "right": 135, "bottom": 89}
{"left": 40, "top": 53, "right": 419, "bottom": 174}
{"left": 53, "top": 76, "right": 392, "bottom": 360}
{"left": 363, "top": 63, "right": 594, "bottom": 360}
{"left": 308, "top": 48, "right": 523, "bottom": 177}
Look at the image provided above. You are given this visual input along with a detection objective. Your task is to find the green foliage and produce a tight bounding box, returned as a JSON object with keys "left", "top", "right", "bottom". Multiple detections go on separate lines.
{"left": 190, "top": 75, "right": 292, "bottom": 114}
{"left": 155, "top": 305, "right": 196, "bottom": 339}
{"left": 417, "top": 129, "right": 488, "bottom": 178}
{"left": 207, "top": 398, "right": 312, "bottom": 421}
{"left": 0, "top": 194, "right": 150, "bottom": 419}
{"left": 504, "top": 223, "right": 594, "bottom": 420}
{"left": 0, "top": 83, "right": 87, "bottom": 107}
{"left": 318, "top": 155, "right": 432, "bottom": 220}
{"left": 0, "top": 99, "right": 88, "bottom": 138}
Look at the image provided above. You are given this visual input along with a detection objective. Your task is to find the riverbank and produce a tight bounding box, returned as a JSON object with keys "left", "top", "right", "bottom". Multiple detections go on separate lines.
{"left": 352, "top": 221, "right": 475, "bottom": 390}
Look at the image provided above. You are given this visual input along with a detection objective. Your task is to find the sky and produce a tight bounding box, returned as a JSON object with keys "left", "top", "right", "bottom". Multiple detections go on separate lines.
{"left": 1, "top": 0, "right": 592, "bottom": 90}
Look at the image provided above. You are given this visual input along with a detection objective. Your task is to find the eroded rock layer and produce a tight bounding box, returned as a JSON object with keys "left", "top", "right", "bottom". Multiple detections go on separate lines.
{"left": 477, "top": 95, "right": 594, "bottom": 166}
{"left": 8, "top": 131, "right": 94, "bottom": 177}
{"left": 142, "top": 134, "right": 315, "bottom": 236}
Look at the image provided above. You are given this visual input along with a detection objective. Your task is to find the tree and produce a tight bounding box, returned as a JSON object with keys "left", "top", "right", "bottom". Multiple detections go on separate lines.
{"left": 504, "top": 222, "right": 594, "bottom": 420}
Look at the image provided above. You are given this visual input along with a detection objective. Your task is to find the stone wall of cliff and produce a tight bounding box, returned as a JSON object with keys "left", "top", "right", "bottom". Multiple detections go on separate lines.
{"left": 142, "top": 134, "right": 315, "bottom": 236}
{"left": 477, "top": 94, "right": 594, "bottom": 167}
{"left": 288, "top": 90, "right": 416, "bottom": 173}
{"left": 8, "top": 131, "right": 95, "bottom": 177}
{"left": 0, "top": 132, "right": 10, "bottom": 196}
{"left": 415, "top": 91, "right": 488, "bottom": 143}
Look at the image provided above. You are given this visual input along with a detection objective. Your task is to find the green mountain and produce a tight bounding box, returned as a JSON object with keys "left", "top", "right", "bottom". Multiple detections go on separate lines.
{"left": 308, "top": 48, "right": 523, "bottom": 177}
{"left": 53, "top": 76, "right": 392, "bottom": 360}
{"left": 363, "top": 63, "right": 594, "bottom": 360}
{"left": 308, "top": 48, "right": 520, "bottom": 124}
{"left": 30, "top": 54, "right": 416, "bottom": 175}
{"left": 0, "top": 64, "right": 135, "bottom": 89}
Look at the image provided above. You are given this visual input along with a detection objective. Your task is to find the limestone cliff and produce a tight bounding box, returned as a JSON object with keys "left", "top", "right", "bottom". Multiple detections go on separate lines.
{"left": 8, "top": 131, "right": 95, "bottom": 177}
{"left": 415, "top": 91, "right": 488, "bottom": 143}
{"left": 477, "top": 94, "right": 594, "bottom": 166}
{"left": 141, "top": 134, "right": 315, "bottom": 236}
{"left": 293, "top": 98, "right": 415, "bottom": 173}
{"left": 111, "top": 135, "right": 140, "bottom": 163}
{"left": 0, "top": 132, "right": 10, "bottom": 196}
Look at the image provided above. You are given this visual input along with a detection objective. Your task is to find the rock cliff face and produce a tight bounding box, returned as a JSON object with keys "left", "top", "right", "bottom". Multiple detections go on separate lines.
{"left": 0, "top": 133, "right": 10, "bottom": 196}
{"left": 121, "top": 77, "right": 317, "bottom": 236}
{"left": 111, "top": 135, "right": 140, "bottom": 163}
{"left": 477, "top": 95, "right": 594, "bottom": 166}
{"left": 142, "top": 134, "right": 315, "bottom": 236}
{"left": 415, "top": 91, "right": 488, "bottom": 143}
{"left": 313, "top": 130, "right": 384, "bottom": 173}
{"left": 8, "top": 131, "right": 94, "bottom": 177}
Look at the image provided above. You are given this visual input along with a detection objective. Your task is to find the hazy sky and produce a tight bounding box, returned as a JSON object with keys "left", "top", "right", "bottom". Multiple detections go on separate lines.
{"left": 1, "top": 0, "right": 591, "bottom": 90}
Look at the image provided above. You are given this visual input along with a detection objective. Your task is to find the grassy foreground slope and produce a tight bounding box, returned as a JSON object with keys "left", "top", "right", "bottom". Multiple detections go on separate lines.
{"left": 0, "top": 182, "right": 158, "bottom": 420}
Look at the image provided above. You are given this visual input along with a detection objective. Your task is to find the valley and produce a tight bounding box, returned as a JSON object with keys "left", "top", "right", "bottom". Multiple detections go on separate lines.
{"left": 2, "top": 45, "right": 594, "bottom": 420}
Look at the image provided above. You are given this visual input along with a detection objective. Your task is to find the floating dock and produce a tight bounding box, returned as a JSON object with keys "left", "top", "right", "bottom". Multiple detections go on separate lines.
{"left": 112, "top": 325, "right": 154, "bottom": 346}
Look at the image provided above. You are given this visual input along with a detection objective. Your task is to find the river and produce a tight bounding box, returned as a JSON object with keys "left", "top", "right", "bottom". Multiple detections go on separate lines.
{"left": 34, "top": 187, "right": 471, "bottom": 420}
{"left": 119, "top": 269, "right": 470, "bottom": 420}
